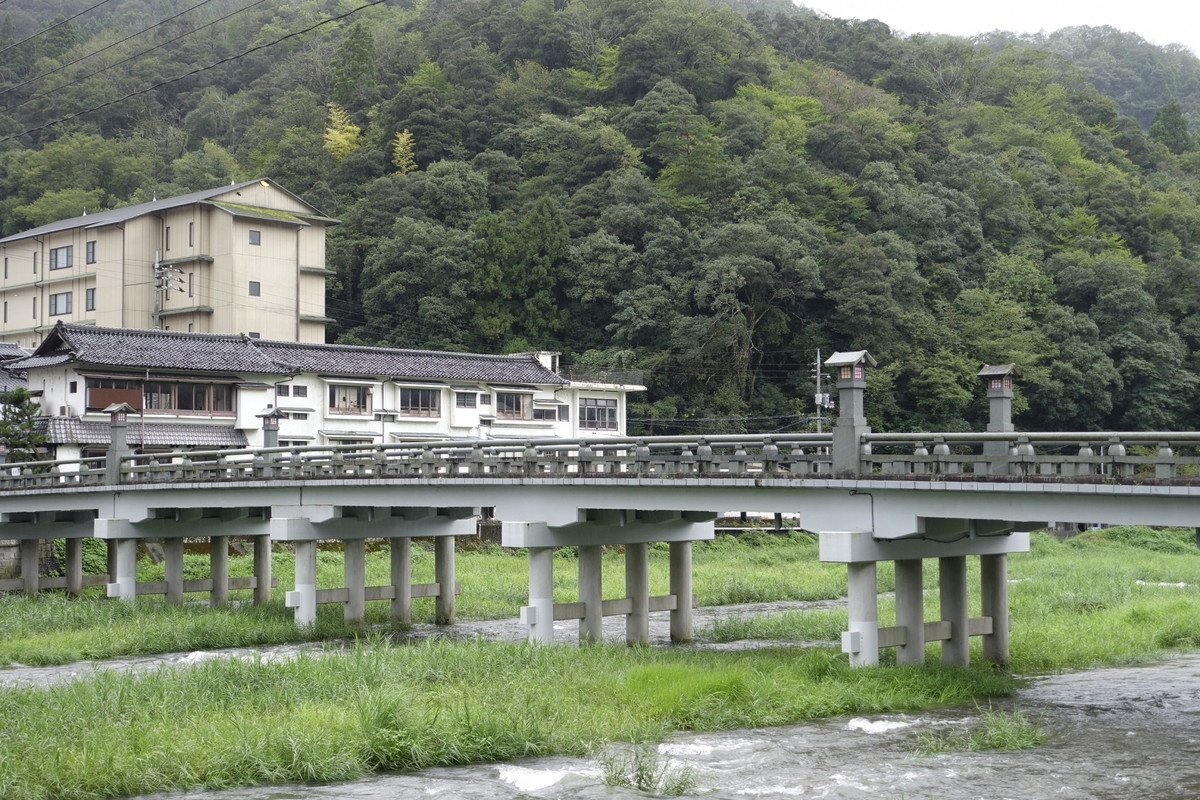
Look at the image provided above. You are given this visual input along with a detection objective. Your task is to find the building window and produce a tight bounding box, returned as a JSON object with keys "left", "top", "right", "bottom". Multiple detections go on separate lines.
{"left": 292, "top": 385, "right": 308, "bottom": 398}
{"left": 3, "top": 256, "right": 7, "bottom": 278}
{"left": 69, "top": 381, "right": 77, "bottom": 393}
{"left": 455, "top": 392, "right": 476, "bottom": 408}
{"left": 165, "top": 226, "right": 171, "bottom": 250}
{"left": 31, "top": 297, "right": 36, "bottom": 318}
{"left": 32, "top": 251, "right": 37, "bottom": 274}
{"left": 533, "top": 406, "right": 566, "bottom": 421}
{"left": 49, "top": 246, "right": 71, "bottom": 270}
{"left": 580, "top": 398, "right": 618, "bottom": 430}
{"left": 399, "top": 388, "right": 440, "bottom": 417}
{"left": 496, "top": 392, "right": 531, "bottom": 420}
{"left": 85, "top": 288, "right": 96, "bottom": 311}
{"left": 188, "top": 222, "right": 194, "bottom": 247}
{"left": 188, "top": 272, "right": 194, "bottom": 297}
{"left": 329, "top": 384, "right": 370, "bottom": 415}
{"left": 249, "top": 230, "right": 261, "bottom": 245}
{"left": 3, "top": 301, "right": 7, "bottom": 323}
{"left": 249, "top": 281, "right": 261, "bottom": 296}
{"left": 277, "top": 385, "right": 290, "bottom": 397}
{"left": 248, "top": 332, "right": 260, "bottom": 338}
{"left": 86, "top": 378, "right": 234, "bottom": 413}
{"left": 86, "top": 241, "right": 96, "bottom": 264}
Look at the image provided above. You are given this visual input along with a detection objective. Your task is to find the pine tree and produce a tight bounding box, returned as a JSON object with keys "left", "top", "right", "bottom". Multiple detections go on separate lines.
{"left": 1150, "top": 100, "right": 1192, "bottom": 154}
{"left": 0, "top": 388, "right": 46, "bottom": 464}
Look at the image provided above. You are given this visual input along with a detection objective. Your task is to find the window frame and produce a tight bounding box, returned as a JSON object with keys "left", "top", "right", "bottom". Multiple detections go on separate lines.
{"left": 49, "top": 245, "right": 72, "bottom": 270}
{"left": 85, "top": 241, "right": 96, "bottom": 264}
{"left": 249, "top": 229, "right": 261, "bottom": 245}
{"left": 579, "top": 397, "right": 618, "bottom": 430}
{"left": 249, "top": 280, "right": 261, "bottom": 297}
{"left": 328, "top": 384, "right": 371, "bottom": 415}
{"left": 399, "top": 387, "right": 441, "bottom": 417}
{"left": 85, "top": 287, "right": 96, "bottom": 311}
{"left": 50, "top": 291, "right": 75, "bottom": 316}
{"left": 495, "top": 391, "right": 532, "bottom": 420}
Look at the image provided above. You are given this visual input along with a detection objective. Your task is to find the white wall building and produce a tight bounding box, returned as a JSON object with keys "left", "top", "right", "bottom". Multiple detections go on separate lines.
{"left": 11, "top": 323, "right": 644, "bottom": 459}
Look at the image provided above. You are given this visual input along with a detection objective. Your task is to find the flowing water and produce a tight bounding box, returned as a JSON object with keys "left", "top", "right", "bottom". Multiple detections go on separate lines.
{"left": 6, "top": 605, "right": 1200, "bottom": 799}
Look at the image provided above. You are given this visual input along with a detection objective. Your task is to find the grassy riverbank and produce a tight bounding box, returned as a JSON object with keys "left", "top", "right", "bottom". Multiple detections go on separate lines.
{"left": 0, "top": 642, "right": 1017, "bottom": 800}
{"left": 0, "top": 527, "right": 1197, "bottom": 800}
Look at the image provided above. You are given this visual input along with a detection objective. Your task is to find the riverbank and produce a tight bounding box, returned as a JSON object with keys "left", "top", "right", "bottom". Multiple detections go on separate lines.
{"left": 1, "top": 528, "right": 1198, "bottom": 800}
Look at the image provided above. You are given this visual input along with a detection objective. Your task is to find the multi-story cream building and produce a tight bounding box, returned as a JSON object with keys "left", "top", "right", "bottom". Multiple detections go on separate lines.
{"left": 0, "top": 179, "right": 337, "bottom": 349}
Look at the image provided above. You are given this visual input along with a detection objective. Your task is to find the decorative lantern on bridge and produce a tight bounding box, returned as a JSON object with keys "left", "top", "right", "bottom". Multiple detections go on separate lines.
{"left": 256, "top": 406, "right": 286, "bottom": 450}
{"left": 977, "top": 364, "right": 1016, "bottom": 462}
{"left": 824, "top": 350, "right": 876, "bottom": 475}
{"left": 103, "top": 402, "right": 138, "bottom": 484}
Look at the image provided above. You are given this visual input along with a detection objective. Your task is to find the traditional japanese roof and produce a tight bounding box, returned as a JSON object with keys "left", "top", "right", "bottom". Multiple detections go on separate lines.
{"left": 977, "top": 363, "right": 1017, "bottom": 378}
{"left": 38, "top": 418, "right": 248, "bottom": 448}
{"left": 256, "top": 340, "right": 569, "bottom": 385}
{"left": 11, "top": 323, "right": 289, "bottom": 374}
{"left": 0, "top": 342, "right": 28, "bottom": 362}
{"left": 9, "top": 322, "right": 569, "bottom": 386}
{"left": 0, "top": 179, "right": 338, "bottom": 245}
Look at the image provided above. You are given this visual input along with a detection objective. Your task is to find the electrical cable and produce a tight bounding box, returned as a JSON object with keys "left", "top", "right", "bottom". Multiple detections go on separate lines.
{"left": 1, "top": 0, "right": 224, "bottom": 103}
{"left": 0, "top": 0, "right": 386, "bottom": 144}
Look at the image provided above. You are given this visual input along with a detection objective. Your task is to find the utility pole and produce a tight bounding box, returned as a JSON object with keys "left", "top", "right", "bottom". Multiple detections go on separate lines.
{"left": 812, "top": 348, "right": 834, "bottom": 433}
{"left": 151, "top": 250, "right": 182, "bottom": 330}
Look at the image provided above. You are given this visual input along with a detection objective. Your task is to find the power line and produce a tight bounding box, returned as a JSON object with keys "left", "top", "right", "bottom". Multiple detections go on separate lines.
{"left": 0, "top": 0, "right": 386, "bottom": 144}
{"left": 2, "top": 0, "right": 224, "bottom": 103}
{"left": 0, "top": 0, "right": 115, "bottom": 58}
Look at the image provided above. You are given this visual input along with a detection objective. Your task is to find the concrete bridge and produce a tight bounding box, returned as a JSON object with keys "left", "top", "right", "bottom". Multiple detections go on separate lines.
{"left": 3, "top": 353, "right": 1199, "bottom": 667}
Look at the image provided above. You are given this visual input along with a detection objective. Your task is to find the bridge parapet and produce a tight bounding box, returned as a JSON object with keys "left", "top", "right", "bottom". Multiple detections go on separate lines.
{"left": 3, "top": 431, "right": 1200, "bottom": 490}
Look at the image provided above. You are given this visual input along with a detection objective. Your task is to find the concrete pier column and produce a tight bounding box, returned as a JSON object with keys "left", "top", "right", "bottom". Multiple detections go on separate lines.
{"left": 292, "top": 540, "right": 318, "bottom": 626}
{"left": 939, "top": 556, "right": 970, "bottom": 666}
{"left": 434, "top": 536, "right": 455, "bottom": 625}
{"left": 894, "top": 558, "right": 925, "bottom": 665}
{"left": 19, "top": 538, "right": 39, "bottom": 593}
{"left": 578, "top": 544, "right": 603, "bottom": 644}
{"left": 625, "top": 542, "right": 650, "bottom": 646}
{"left": 107, "top": 540, "right": 118, "bottom": 583}
{"left": 65, "top": 538, "right": 83, "bottom": 596}
{"left": 525, "top": 546, "right": 555, "bottom": 643}
{"left": 110, "top": 538, "right": 138, "bottom": 602}
{"left": 253, "top": 535, "right": 272, "bottom": 605}
{"left": 669, "top": 541, "right": 693, "bottom": 643}
{"left": 210, "top": 536, "right": 229, "bottom": 606}
{"left": 845, "top": 561, "right": 879, "bottom": 667}
{"left": 390, "top": 537, "right": 412, "bottom": 625}
{"left": 980, "top": 553, "right": 1010, "bottom": 665}
{"left": 344, "top": 538, "right": 366, "bottom": 626}
{"left": 164, "top": 538, "right": 184, "bottom": 604}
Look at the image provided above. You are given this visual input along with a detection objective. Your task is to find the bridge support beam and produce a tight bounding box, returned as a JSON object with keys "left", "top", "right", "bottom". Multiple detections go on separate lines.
{"left": 435, "top": 535, "right": 455, "bottom": 625}
{"left": 669, "top": 541, "right": 693, "bottom": 643}
{"left": 65, "top": 537, "right": 83, "bottom": 596}
{"left": 210, "top": 536, "right": 229, "bottom": 606}
{"left": 19, "top": 538, "right": 39, "bottom": 593}
{"left": 980, "top": 553, "right": 1010, "bottom": 665}
{"left": 253, "top": 535, "right": 272, "bottom": 606}
{"left": 391, "top": 537, "right": 411, "bottom": 626}
{"left": 894, "top": 558, "right": 924, "bottom": 665}
{"left": 344, "top": 538, "right": 366, "bottom": 626}
{"left": 292, "top": 540, "right": 318, "bottom": 626}
{"left": 110, "top": 538, "right": 138, "bottom": 603}
{"left": 845, "top": 561, "right": 879, "bottom": 666}
{"left": 626, "top": 543, "right": 650, "bottom": 645}
{"left": 524, "top": 546, "right": 555, "bottom": 644}
{"left": 578, "top": 545, "right": 603, "bottom": 644}
{"left": 164, "top": 538, "right": 184, "bottom": 604}
{"left": 939, "top": 556, "right": 969, "bottom": 666}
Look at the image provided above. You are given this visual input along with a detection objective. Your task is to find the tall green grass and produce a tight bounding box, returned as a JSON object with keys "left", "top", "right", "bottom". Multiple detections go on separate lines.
{"left": 0, "top": 640, "right": 1019, "bottom": 800}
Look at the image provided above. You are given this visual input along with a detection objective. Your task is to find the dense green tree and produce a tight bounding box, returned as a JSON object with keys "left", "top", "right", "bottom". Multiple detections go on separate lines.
{"left": 1149, "top": 100, "right": 1192, "bottom": 154}
{"left": 0, "top": 388, "right": 47, "bottom": 464}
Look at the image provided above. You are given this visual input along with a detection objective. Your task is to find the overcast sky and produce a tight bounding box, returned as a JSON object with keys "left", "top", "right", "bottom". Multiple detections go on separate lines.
{"left": 808, "top": 1, "right": 1200, "bottom": 57}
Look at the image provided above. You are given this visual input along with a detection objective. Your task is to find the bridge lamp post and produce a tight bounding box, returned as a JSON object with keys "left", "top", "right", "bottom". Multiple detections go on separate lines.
{"left": 978, "top": 364, "right": 1016, "bottom": 475}
{"left": 824, "top": 350, "right": 876, "bottom": 476}
{"left": 103, "top": 402, "right": 138, "bottom": 485}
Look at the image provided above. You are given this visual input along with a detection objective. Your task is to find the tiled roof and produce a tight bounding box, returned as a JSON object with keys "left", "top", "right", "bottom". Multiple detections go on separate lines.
{"left": 0, "top": 342, "right": 28, "bottom": 362}
{"left": 9, "top": 323, "right": 569, "bottom": 386}
{"left": 0, "top": 179, "right": 338, "bottom": 244}
{"left": 0, "top": 371, "right": 26, "bottom": 392}
{"left": 11, "top": 324, "right": 290, "bottom": 374}
{"left": 39, "top": 418, "right": 248, "bottom": 447}
{"left": 257, "top": 340, "right": 569, "bottom": 385}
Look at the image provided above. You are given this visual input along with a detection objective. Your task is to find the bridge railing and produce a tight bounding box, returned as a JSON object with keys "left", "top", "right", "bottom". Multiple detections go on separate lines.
{"left": 5, "top": 430, "right": 1200, "bottom": 491}
{"left": 861, "top": 432, "right": 1200, "bottom": 480}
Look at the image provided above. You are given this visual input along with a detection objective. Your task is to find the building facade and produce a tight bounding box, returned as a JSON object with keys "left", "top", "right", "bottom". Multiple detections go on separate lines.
{"left": 10, "top": 323, "right": 644, "bottom": 459}
{"left": 0, "top": 180, "right": 337, "bottom": 349}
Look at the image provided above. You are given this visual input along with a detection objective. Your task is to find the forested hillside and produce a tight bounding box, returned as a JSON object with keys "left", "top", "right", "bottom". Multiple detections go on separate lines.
{"left": 2, "top": 0, "right": 1200, "bottom": 436}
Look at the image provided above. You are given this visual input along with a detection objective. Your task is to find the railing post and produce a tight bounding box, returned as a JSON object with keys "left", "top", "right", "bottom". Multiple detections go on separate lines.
{"left": 761, "top": 438, "right": 778, "bottom": 475}
{"left": 696, "top": 438, "right": 712, "bottom": 475}
{"left": 635, "top": 440, "right": 651, "bottom": 475}
{"left": 1107, "top": 437, "right": 1130, "bottom": 478}
{"left": 1156, "top": 442, "right": 1176, "bottom": 479}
